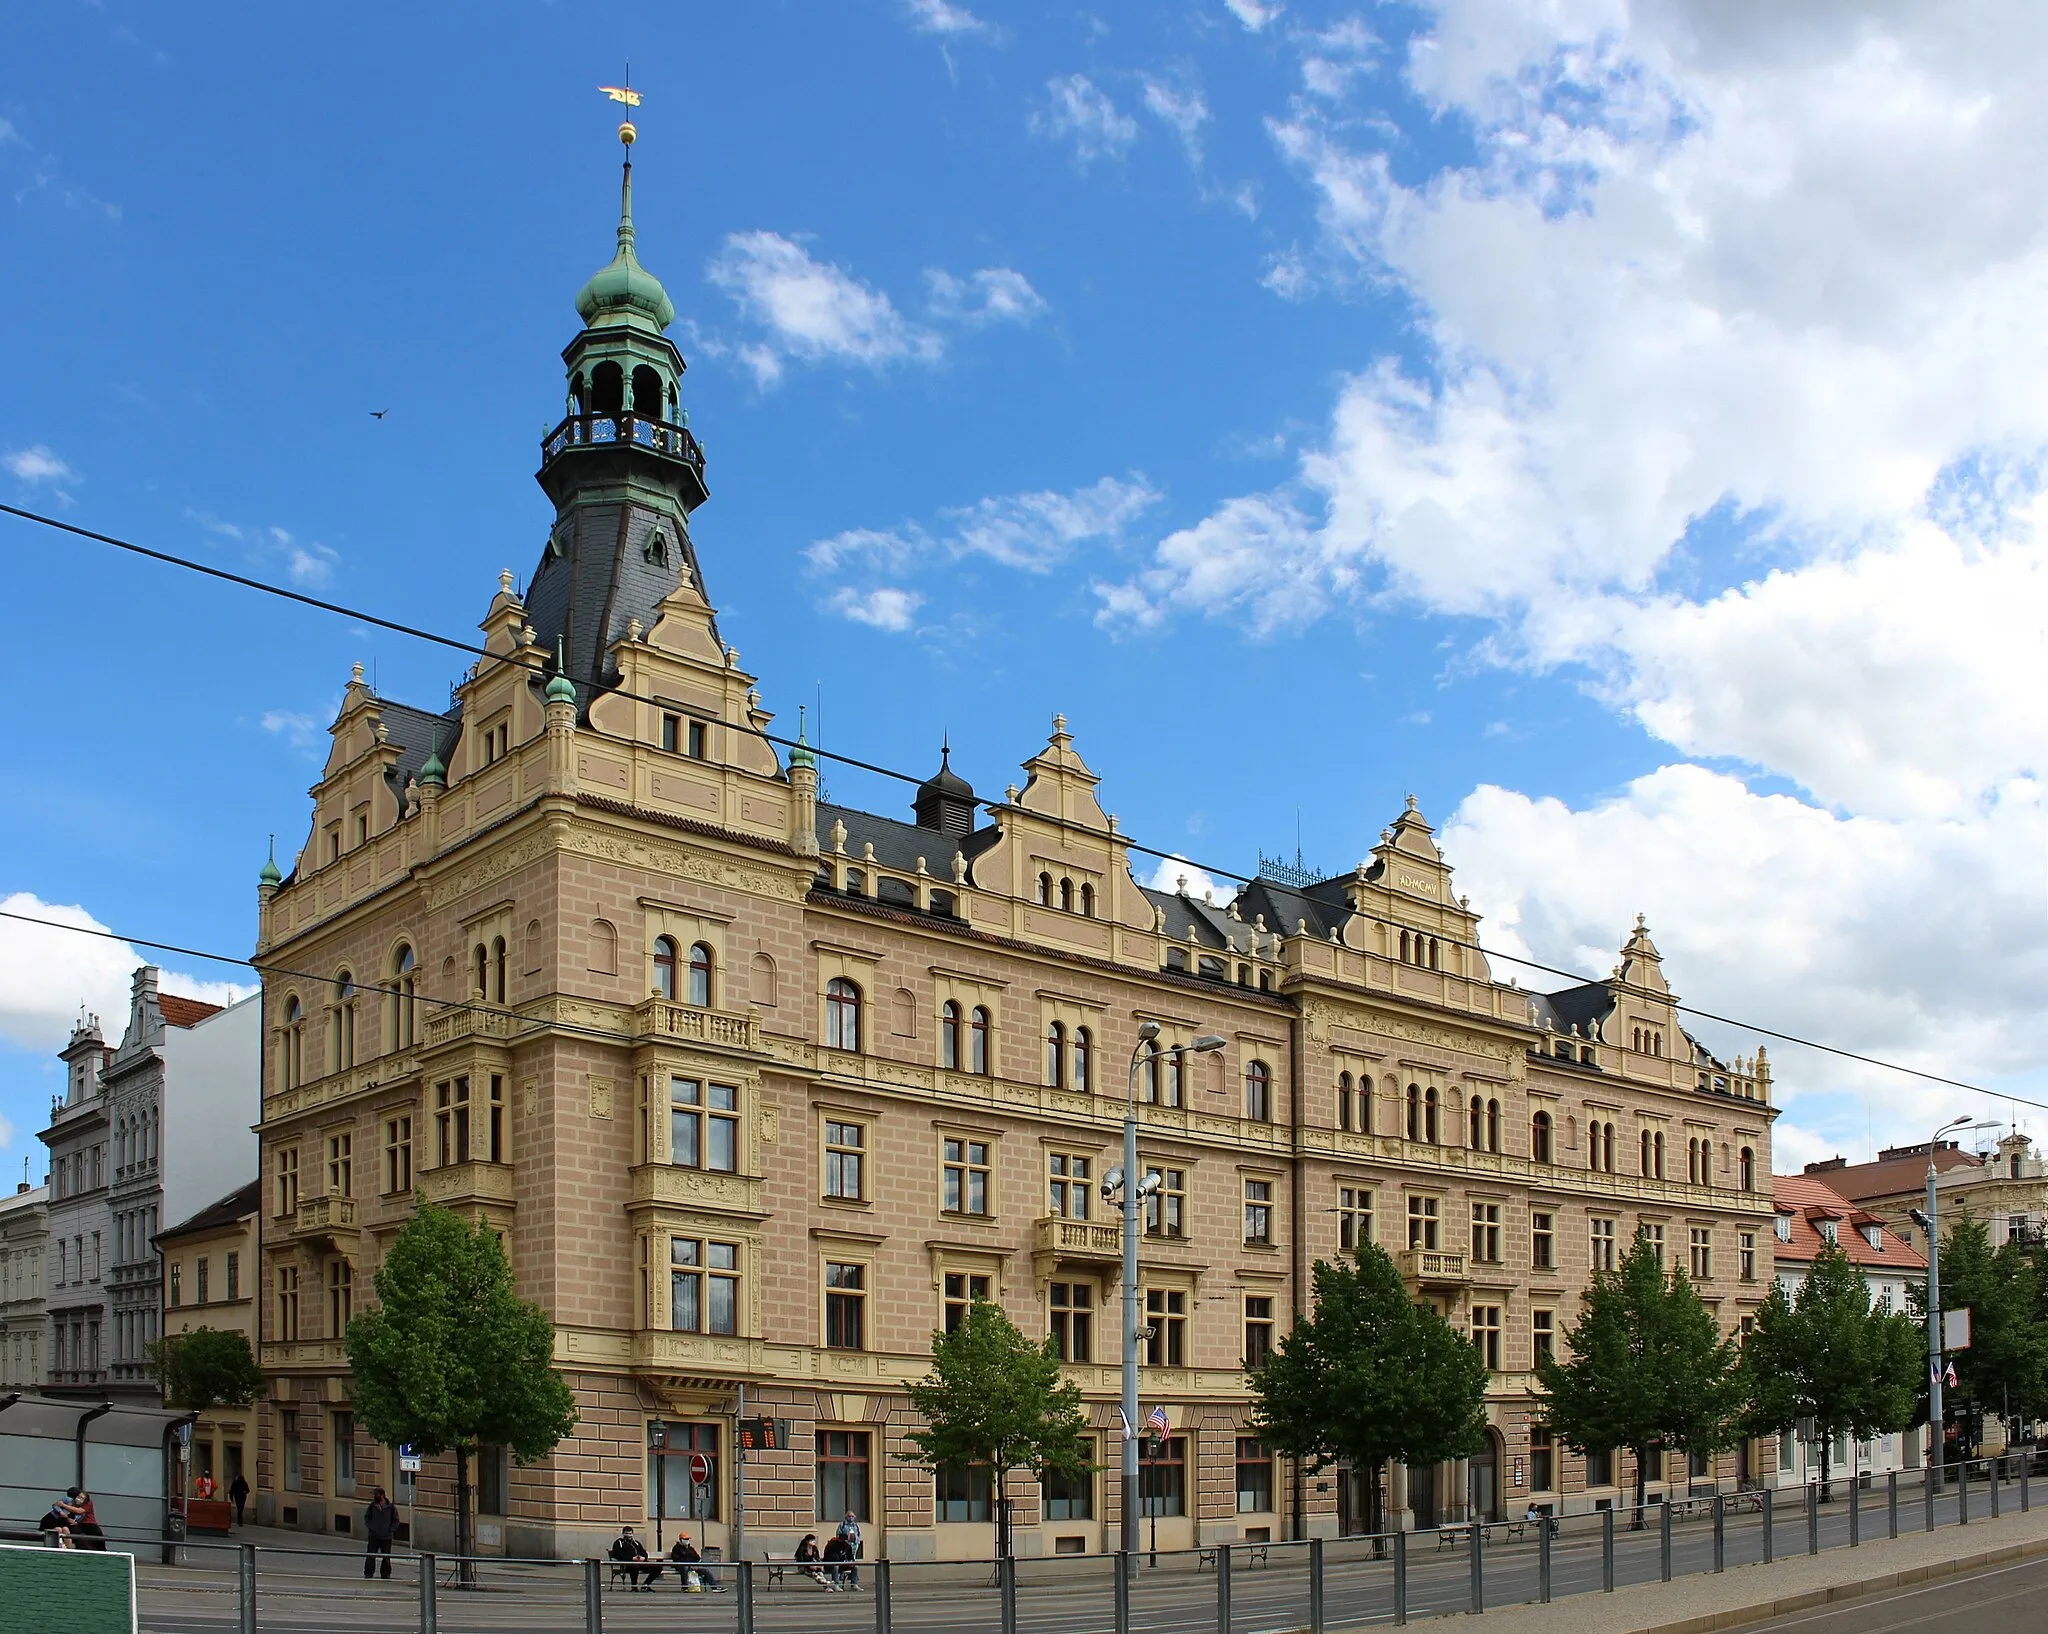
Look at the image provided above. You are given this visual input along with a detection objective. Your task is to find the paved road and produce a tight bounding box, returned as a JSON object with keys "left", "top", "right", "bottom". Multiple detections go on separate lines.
{"left": 130, "top": 1468, "right": 2039, "bottom": 1633}
{"left": 1727, "top": 1546, "right": 2048, "bottom": 1634}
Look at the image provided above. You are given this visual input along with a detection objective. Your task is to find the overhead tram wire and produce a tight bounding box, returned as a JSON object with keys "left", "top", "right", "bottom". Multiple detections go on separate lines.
{"left": 0, "top": 499, "right": 2020, "bottom": 1108}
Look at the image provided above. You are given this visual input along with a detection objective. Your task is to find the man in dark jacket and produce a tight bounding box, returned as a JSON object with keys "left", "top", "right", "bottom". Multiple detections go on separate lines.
{"left": 229, "top": 1474, "right": 251, "bottom": 1527}
{"left": 609, "top": 1524, "right": 659, "bottom": 1588}
{"left": 363, "top": 1487, "right": 400, "bottom": 1579}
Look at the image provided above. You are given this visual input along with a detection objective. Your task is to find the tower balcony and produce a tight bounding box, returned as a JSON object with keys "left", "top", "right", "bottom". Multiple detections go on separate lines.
{"left": 1034, "top": 1215, "right": 1125, "bottom": 1264}
{"left": 540, "top": 412, "right": 708, "bottom": 508}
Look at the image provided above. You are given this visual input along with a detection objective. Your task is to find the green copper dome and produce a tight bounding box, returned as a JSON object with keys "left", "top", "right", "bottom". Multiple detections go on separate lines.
{"left": 546, "top": 670, "right": 578, "bottom": 706}
{"left": 258, "top": 837, "right": 282, "bottom": 888}
{"left": 418, "top": 743, "right": 447, "bottom": 787}
{"left": 575, "top": 162, "right": 675, "bottom": 331}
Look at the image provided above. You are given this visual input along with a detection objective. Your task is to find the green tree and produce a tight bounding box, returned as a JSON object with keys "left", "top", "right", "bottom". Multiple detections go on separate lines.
{"left": 1249, "top": 1244, "right": 1489, "bottom": 1541}
{"left": 150, "top": 1326, "right": 263, "bottom": 1412}
{"left": 345, "top": 1203, "right": 576, "bottom": 1576}
{"left": 902, "top": 1299, "right": 1093, "bottom": 1558}
{"left": 1536, "top": 1233, "right": 1742, "bottom": 1519}
{"left": 1741, "top": 1242, "right": 1922, "bottom": 1500}
{"left": 1911, "top": 1215, "right": 2048, "bottom": 1452}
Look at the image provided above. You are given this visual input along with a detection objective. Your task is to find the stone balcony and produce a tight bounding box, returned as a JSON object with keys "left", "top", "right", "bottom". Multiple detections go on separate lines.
{"left": 1398, "top": 1247, "right": 1470, "bottom": 1288}
{"left": 292, "top": 1193, "right": 357, "bottom": 1246}
{"left": 632, "top": 999, "right": 763, "bottom": 1053}
{"left": 1034, "top": 1215, "right": 1125, "bottom": 1264}
{"left": 421, "top": 1005, "right": 515, "bottom": 1050}
{"left": 418, "top": 1160, "right": 516, "bottom": 1210}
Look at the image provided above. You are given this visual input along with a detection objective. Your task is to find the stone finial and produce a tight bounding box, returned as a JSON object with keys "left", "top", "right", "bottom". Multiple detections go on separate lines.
{"left": 1381, "top": 828, "right": 1393, "bottom": 844}
{"left": 951, "top": 851, "right": 968, "bottom": 885}
{"left": 1254, "top": 914, "right": 1267, "bottom": 933}
{"left": 1404, "top": 793, "right": 1418, "bottom": 811}
{"left": 1052, "top": 712, "right": 1068, "bottom": 736}
{"left": 915, "top": 856, "right": 929, "bottom": 877}
{"left": 523, "top": 623, "right": 537, "bottom": 647}
{"left": 627, "top": 617, "right": 643, "bottom": 642}
{"left": 1006, "top": 784, "right": 1019, "bottom": 803}
{"left": 499, "top": 568, "right": 515, "bottom": 594}
{"left": 375, "top": 722, "right": 389, "bottom": 744}
{"left": 1153, "top": 905, "right": 1166, "bottom": 932}
{"left": 1296, "top": 918, "right": 1307, "bottom": 935}
{"left": 351, "top": 661, "right": 365, "bottom": 686}
{"left": 830, "top": 819, "right": 847, "bottom": 855}
{"left": 1108, "top": 814, "right": 1120, "bottom": 833}
{"left": 1176, "top": 874, "right": 1189, "bottom": 894}
{"left": 726, "top": 645, "right": 740, "bottom": 667}
{"left": 862, "top": 841, "right": 876, "bottom": 863}
{"left": 747, "top": 688, "right": 760, "bottom": 707}
{"left": 1228, "top": 900, "right": 1242, "bottom": 922}
{"left": 1328, "top": 928, "right": 1340, "bottom": 944}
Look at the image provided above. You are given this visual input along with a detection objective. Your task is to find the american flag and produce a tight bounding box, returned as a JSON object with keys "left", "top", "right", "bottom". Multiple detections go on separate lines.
{"left": 1147, "top": 1405, "right": 1170, "bottom": 1435}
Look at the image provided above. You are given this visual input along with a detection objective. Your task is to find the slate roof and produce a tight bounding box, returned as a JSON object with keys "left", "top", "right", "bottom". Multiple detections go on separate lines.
{"left": 1524, "top": 982, "right": 1614, "bottom": 1040}
{"left": 1810, "top": 1146, "right": 1984, "bottom": 1205}
{"left": 374, "top": 696, "right": 463, "bottom": 809}
{"left": 816, "top": 802, "right": 1001, "bottom": 885}
{"left": 157, "top": 993, "right": 225, "bottom": 1029}
{"left": 157, "top": 1178, "right": 262, "bottom": 1243}
{"left": 1771, "top": 1173, "right": 1927, "bottom": 1274}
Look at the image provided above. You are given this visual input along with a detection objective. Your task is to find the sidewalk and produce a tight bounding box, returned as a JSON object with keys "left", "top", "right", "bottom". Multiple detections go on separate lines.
{"left": 1463, "top": 1503, "right": 2048, "bottom": 1634}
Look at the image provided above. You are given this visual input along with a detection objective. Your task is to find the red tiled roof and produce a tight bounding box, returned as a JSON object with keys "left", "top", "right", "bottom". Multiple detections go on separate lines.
{"left": 158, "top": 992, "right": 226, "bottom": 1029}
{"left": 1818, "top": 1147, "right": 1981, "bottom": 1204}
{"left": 1771, "top": 1173, "right": 1927, "bottom": 1272}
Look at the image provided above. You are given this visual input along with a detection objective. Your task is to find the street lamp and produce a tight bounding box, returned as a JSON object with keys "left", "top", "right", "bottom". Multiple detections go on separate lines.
{"left": 1911, "top": 1115, "right": 1998, "bottom": 1489}
{"left": 1115, "top": 1023, "right": 1225, "bottom": 1571}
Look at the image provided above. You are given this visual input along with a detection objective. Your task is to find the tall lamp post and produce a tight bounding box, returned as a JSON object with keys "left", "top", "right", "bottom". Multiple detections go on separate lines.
{"left": 1910, "top": 1115, "right": 1992, "bottom": 1491}
{"left": 1112, "top": 1023, "right": 1225, "bottom": 1567}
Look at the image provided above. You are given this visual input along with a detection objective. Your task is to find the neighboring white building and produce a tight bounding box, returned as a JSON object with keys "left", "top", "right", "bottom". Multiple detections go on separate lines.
{"left": 1769, "top": 1172, "right": 1929, "bottom": 1488}
{"left": 0, "top": 1180, "right": 50, "bottom": 1387}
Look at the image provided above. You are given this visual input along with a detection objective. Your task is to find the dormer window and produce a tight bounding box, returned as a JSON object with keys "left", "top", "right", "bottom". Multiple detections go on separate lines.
{"left": 1774, "top": 1213, "right": 1792, "bottom": 1242}
{"left": 1819, "top": 1219, "right": 1837, "bottom": 1245}
{"left": 644, "top": 528, "right": 669, "bottom": 566}
{"left": 1863, "top": 1223, "right": 1883, "bottom": 1249}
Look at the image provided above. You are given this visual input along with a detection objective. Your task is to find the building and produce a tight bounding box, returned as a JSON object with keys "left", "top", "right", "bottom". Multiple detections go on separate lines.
{"left": 157, "top": 1180, "right": 263, "bottom": 1496}
{"left": 1805, "top": 1135, "right": 2048, "bottom": 1252}
{"left": 250, "top": 131, "right": 1779, "bottom": 1557}
{"left": 1767, "top": 1172, "right": 1926, "bottom": 1487}
{"left": 99, "top": 968, "right": 262, "bottom": 1397}
{"left": 0, "top": 1179, "right": 51, "bottom": 1388}
{"left": 41, "top": 1014, "right": 116, "bottom": 1395}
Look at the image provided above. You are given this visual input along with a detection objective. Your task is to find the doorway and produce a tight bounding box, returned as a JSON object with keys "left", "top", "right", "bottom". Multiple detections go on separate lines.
{"left": 1337, "top": 1464, "right": 1383, "bottom": 1536}
{"left": 1410, "top": 1462, "right": 1439, "bottom": 1530}
{"left": 1471, "top": 1432, "right": 1503, "bottom": 1522}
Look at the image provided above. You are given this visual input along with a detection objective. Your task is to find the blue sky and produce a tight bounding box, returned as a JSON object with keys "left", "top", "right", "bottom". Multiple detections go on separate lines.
{"left": 3, "top": 0, "right": 2044, "bottom": 1186}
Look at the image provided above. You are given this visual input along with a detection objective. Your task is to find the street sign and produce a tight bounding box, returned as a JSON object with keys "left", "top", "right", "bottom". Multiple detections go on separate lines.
{"left": 688, "top": 1451, "right": 711, "bottom": 1486}
{"left": 1944, "top": 1309, "right": 1973, "bottom": 1351}
{"left": 737, "top": 1416, "right": 795, "bottom": 1451}
{"left": 399, "top": 1454, "right": 423, "bottom": 1474}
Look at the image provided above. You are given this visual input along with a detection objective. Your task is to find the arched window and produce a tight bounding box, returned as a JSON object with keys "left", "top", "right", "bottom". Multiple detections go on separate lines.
{"left": 1037, "top": 873, "right": 1054, "bottom": 906}
{"left": 1641, "top": 1130, "right": 1654, "bottom": 1176}
{"left": 1428, "top": 936, "right": 1440, "bottom": 969}
{"left": 1739, "top": 1146, "right": 1755, "bottom": 1192}
{"left": 1046, "top": 1022, "right": 1066, "bottom": 1088}
{"left": 688, "top": 943, "right": 714, "bottom": 1008}
{"left": 282, "top": 996, "right": 304, "bottom": 1090}
{"left": 335, "top": 972, "right": 356, "bottom": 1071}
{"left": 592, "top": 359, "right": 625, "bottom": 415}
{"left": 631, "top": 364, "right": 663, "bottom": 418}
{"left": 1245, "top": 1060, "right": 1272, "bottom": 1123}
{"left": 1338, "top": 1071, "right": 1354, "bottom": 1131}
{"left": 1165, "top": 1050, "right": 1183, "bottom": 1108}
{"left": 1653, "top": 1131, "right": 1665, "bottom": 1179}
{"left": 1142, "top": 1041, "right": 1161, "bottom": 1104}
{"left": 1423, "top": 1086, "right": 1440, "bottom": 1145}
{"left": 1400, "top": 929, "right": 1411, "bottom": 963}
{"left": 1059, "top": 878, "right": 1074, "bottom": 912}
{"left": 1469, "top": 1095, "right": 1484, "bottom": 1149}
{"left": 392, "top": 945, "right": 417, "bottom": 1050}
{"left": 749, "top": 951, "right": 778, "bottom": 1007}
{"left": 1653, "top": 1032, "right": 1663, "bottom": 1057}
{"left": 940, "top": 1001, "right": 963, "bottom": 1070}
{"left": 1487, "top": 1099, "right": 1501, "bottom": 1152}
{"left": 1406, "top": 1082, "right": 1421, "bottom": 1141}
{"left": 1073, "top": 1027, "right": 1093, "bottom": 1092}
{"left": 653, "top": 936, "right": 678, "bottom": 1001}
{"left": 590, "top": 919, "right": 619, "bottom": 976}
{"left": 1603, "top": 1122, "right": 1616, "bottom": 1171}
{"left": 473, "top": 943, "right": 489, "bottom": 999}
{"left": 826, "top": 978, "right": 862, "bottom": 1051}
{"left": 1080, "top": 882, "right": 1095, "bottom": 918}
{"left": 492, "top": 937, "right": 507, "bottom": 1004}
{"left": 1632, "top": 1026, "right": 1643, "bottom": 1052}
{"left": 970, "top": 1007, "right": 991, "bottom": 1075}
{"left": 1532, "top": 1110, "right": 1553, "bottom": 1164}
{"left": 570, "top": 370, "right": 587, "bottom": 415}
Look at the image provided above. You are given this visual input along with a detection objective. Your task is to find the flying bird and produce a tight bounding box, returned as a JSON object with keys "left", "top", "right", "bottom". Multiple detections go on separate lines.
{"left": 370, "top": 410, "right": 388, "bottom": 419}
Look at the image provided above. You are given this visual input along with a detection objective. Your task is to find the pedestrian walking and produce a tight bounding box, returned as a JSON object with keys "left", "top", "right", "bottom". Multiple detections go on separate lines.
{"left": 363, "top": 1486, "right": 400, "bottom": 1579}
{"left": 229, "top": 1474, "right": 250, "bottom": 1527}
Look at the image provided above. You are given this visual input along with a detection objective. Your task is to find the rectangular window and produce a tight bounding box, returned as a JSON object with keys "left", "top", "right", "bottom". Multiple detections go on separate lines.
{"left": 169, "top": 1262, "right": 183, "bottom": 1307}
{"left": 487, "top": 1074, "right": 505, "bottom": 1163}
{"left": 661, "top": 713, "right": 680, "bottom": 753}
{"left": 1531, "top": 1211, "right": 1554, "bottom": 1271}
{"left": 281, "top": 1410, "right": 302, "bottom": 1491}
{"left": 1471, "top": 1304, "right": 1502, "bottom": 1370}
{"left": 943, "top": 1271, "right": 991, "bottom": 1333}
{"left": 1049, "top": 1281, "right": 1093, "bottom": 1362}
{"left": 670, "top": 1238, "right": 740, "bottom": 1335}
{"left": 1530, "top": 1427, "right": 1555, "bottom": 1493}
{"left": 1338, "top": 1186, "right": 1372, "bottom": 1253}
{"left": 816, "top": 1430, "right": 872, "bottom": 1522}
{"left": 1243, "top": 1295, "right": 1275, "bottom": 1369}
{"left": 1690, "top": 1227, "right": 1713, "bottom": 1280}
{"left": 277, "top": 1148, "right": 300, "bottom": 1217}
{"left": 1235, "top": 1437, "right": 1274, "bottom": 1513}
{"left": 1244, "top": 1179, "right": 1274, "bottom": 1245}
{"left": 196, "top": 1258, "right": 209, "bottom": 1304}
{"left": 1139, "top": 1436, "right": 1186, "bottom": 1517}
{"left": 936, "top": 1464, "right": 993, "bottom": 1523}
{"left": 687, "top": 719, "right": 707, "bottom": 759}
{"left": 825, "top": 1120, "right": 866, "bottom": 1199}
{"left": 435, "top": 1077, "right": 471, "bottom": 1166}
{"left": 1407, "top": 1195, "right": 1440, "bottom": 1251}
{"left": 477, "top": 1443, "right": 511, "bottom": 1515}
{"left": 276, "top": 1266, "right": 299, "bottom": 1342}
{"left": 1144, "top": 1288, "right": 1187, "bottom": 1367}
{"left": 1585, "top": 1447, "right": 1612, "bottom": 1488}
{"left": 825, "top": 1262, "right": 866, "bottom": 1350}
{"left": 1143, "top": 1169, "right": 1187, "bottom": 1239}
{"left": 1739, "top": 1231, "right": 1756, "bottom": 1281}
{"left": 383, "top": 1117, "right": 413, "bottom": 1194}
{"left": 1048, "top": 1151, "right": 1092, "bottom": 1220}
{"left": 1470, "top": 1202, "right": 1501, "bottom": 1263}
{"left": 1590, "top": 1216, "right": 1616, "bottom": 1271}
{"left": 1643, "top": 1223, "right": 1666, "bottom": 1265}
{"left": 1043, "top": 1450, "right": 1094, "bottom": 1521}
{"left": 328, "top": 1259, "right": 352, "bottom": 1335}
{"left": 333, "top": 1410, "right": 356, "bottom": 1497}
{"left": 1533, "top": 1308, "right": 1555, "bottom": 1367}
{"left": 226, "top": 1251, "right": 240, "bottom": 1302}
{"left": 671, "top": 1078, "right": 740, "bottom": 1173}
{"left": 943, "top": 1137, "right": 992, "bottom": 1215}
{"left": 326, "top": 1132, "right": 353, "bottom": 1197}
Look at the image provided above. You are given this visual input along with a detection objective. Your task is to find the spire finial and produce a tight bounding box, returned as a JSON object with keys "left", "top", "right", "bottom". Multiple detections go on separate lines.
{"left": 546, "top": 634, "right": 578, "bottom": 706}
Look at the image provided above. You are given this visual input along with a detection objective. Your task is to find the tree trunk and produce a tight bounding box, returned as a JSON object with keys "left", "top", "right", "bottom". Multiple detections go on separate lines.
{"left": 455, "top": 1444, "right": 475, "bottom": 1588}
{"left": 1633, "top": 1446, "right": 1650, "bottom": 1528}
{"left": 1818, "top": 1433, "right": 1831, "bottom": 1506}
{"left": 995, "top": 1464, "right": 1010, "bottom": 1560}
{"left": 1367, "top": 1460, "right": 1386, "bottom": 1558}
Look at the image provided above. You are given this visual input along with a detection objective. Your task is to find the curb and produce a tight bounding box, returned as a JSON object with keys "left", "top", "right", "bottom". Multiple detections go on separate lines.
{"left": 1632, "top": 1532, "right": 2048, "bottom": 1634}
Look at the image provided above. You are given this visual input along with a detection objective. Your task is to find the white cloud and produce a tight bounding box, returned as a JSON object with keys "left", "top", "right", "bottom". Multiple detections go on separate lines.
{"left": 1143, "top": 853, "right": 1226, "bottom": 905}
{"left": 828, "top": 586, "right": 924, "bottom": 632}
{"left": 946, "top": 476, "right": 1161, "bottom": 570}
{"left": 905, "top": 0, "right": 990, "bottom": 37}
{"left": 1223, "top": 0, "right": 1280, "bottom": 31}
{"left": 260, "top": 709, "right": 325, "bottom": 756}
{"left": 1033, "top": 75, "right": 1139, "bottom": 170}
{"left": 1096, "top": 492, "right": 1320, "bottom": 632}
{"left": 0, "top": 893, "right": 255, "bottom": 1059}
{"left": 925, "top": 267, "right": 1048, "bottom": 327}
{"left": 708, "top": 231, "right": 942, "bottom": 385}
{"left": 1141, "top": 73, "right": 1211, "bottom": 163}
{"left": 3, "top": 444, "right": 76, "bottom": 488}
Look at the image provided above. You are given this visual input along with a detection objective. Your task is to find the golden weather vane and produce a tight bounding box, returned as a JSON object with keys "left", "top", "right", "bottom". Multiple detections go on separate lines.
{"left": 599, "top": 68, "right": 642, "bottom": 148}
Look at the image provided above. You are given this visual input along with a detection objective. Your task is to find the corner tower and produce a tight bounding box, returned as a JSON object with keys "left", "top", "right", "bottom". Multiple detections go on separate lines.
{"left": 528, "top": 116, "right": 711, "bottom": 708}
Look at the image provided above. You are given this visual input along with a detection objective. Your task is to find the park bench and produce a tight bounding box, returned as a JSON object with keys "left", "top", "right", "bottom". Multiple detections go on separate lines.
{"left": 1198, "top": 1543, "right": 1270, "bottom": 1570}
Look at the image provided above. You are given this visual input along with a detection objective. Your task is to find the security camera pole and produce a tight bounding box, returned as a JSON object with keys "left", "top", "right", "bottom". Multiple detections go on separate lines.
{"left": 1118, "top": 1022, "right": 1226, "bottom": 1574}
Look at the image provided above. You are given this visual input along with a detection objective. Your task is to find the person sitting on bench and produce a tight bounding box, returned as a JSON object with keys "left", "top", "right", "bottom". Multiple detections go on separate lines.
{"left": 609, "top": 1524, "right": 660, "bottom": 1588}
{"left": 670, "top": 1530, "right": 721, "bottom": 1591}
